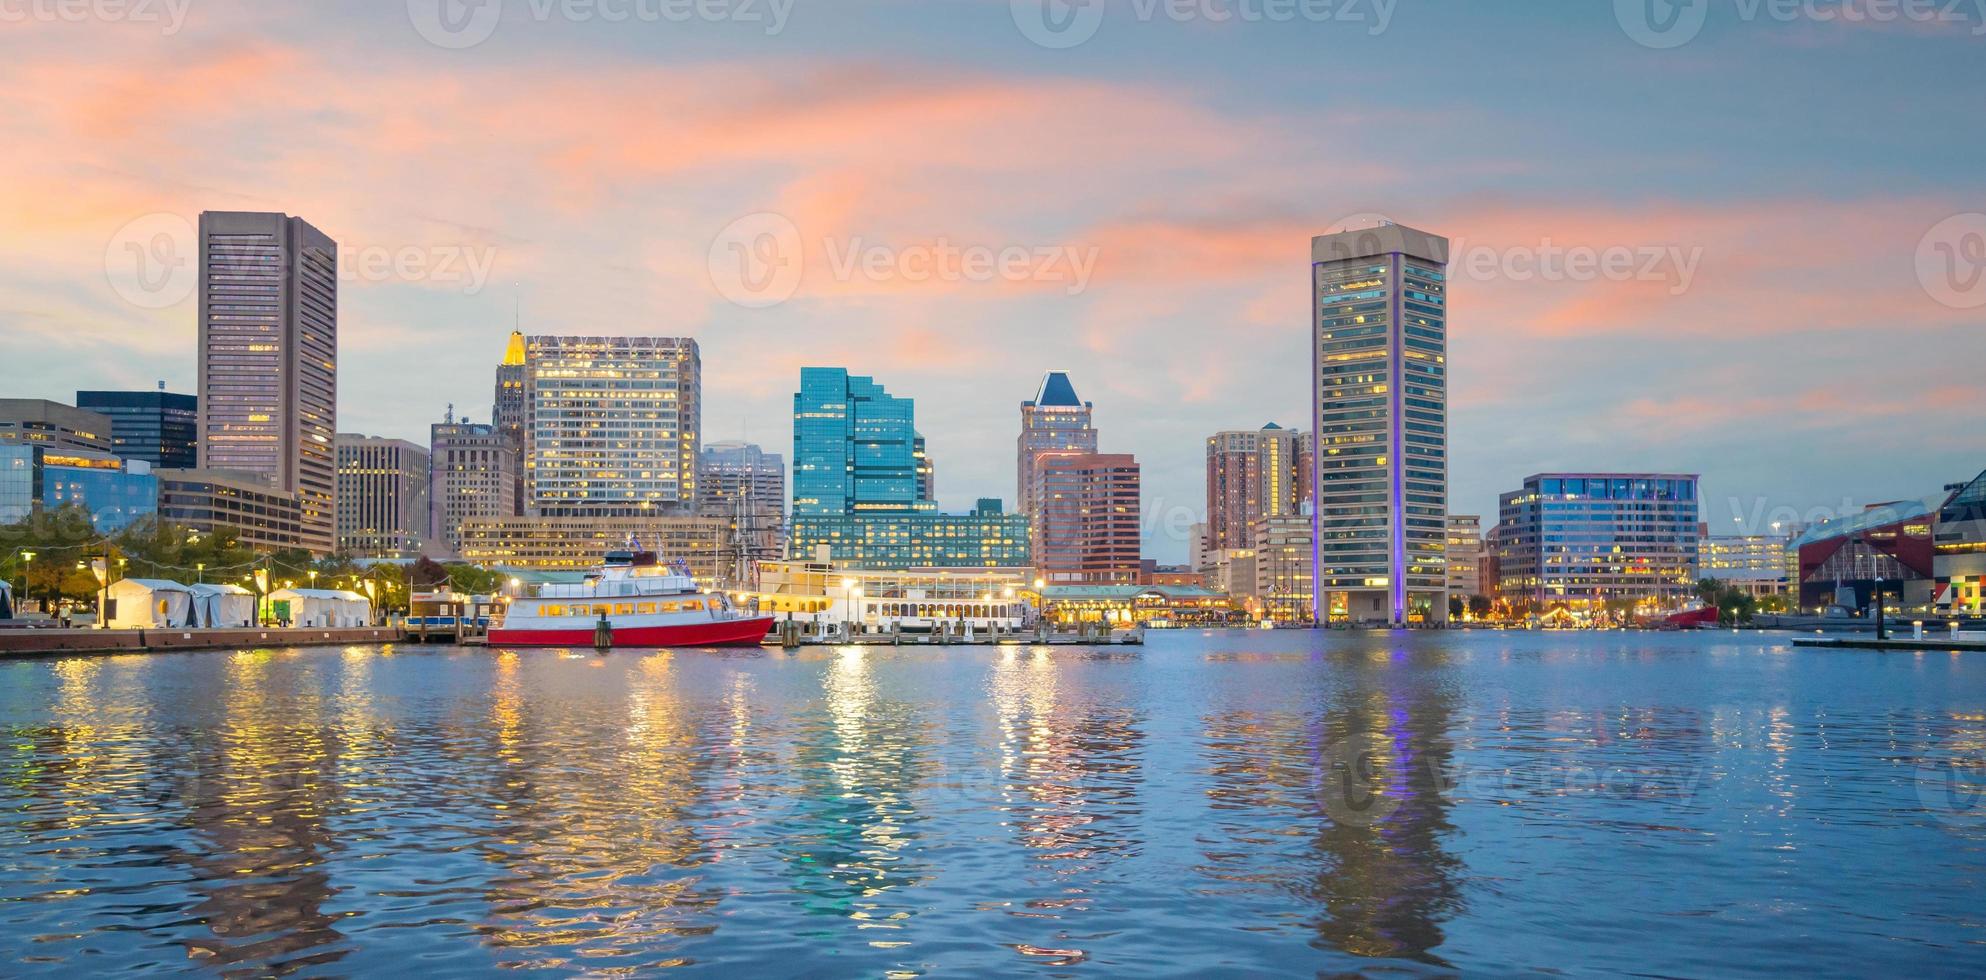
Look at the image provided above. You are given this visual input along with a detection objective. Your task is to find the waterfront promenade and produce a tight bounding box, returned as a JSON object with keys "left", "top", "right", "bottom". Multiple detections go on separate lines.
{"left": 0, "top": 625, "right": 403, "bottom": 657}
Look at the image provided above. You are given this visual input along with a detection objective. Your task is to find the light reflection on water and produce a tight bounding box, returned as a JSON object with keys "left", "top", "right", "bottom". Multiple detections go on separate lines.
{"left": 1, "top": 631, "right": 1983, "bottom": 976}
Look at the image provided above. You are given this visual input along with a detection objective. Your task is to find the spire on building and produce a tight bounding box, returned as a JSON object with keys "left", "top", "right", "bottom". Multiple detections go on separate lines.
{"left": 502, "top": 328, "right": 526, "bottom": 367}
{"left": 1032, "top": 370, "right": 1085, "bottom": 408}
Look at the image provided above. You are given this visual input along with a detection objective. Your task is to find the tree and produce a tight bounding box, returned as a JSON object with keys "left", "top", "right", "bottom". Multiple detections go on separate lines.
{"left": 0, "top": 504, "right": 106, "bottom": 611}
{"left": 1468, "top": 594, "right": 1494, "bottom": 619}
{"left": 1449, "top": 596, "right": 1466, "bottom": 620}
{"left": 1716, "top": 586, "right": 1758, "bottom": 626}
{"left": 1695, "top": 578, "right": 1726, "bottom": 605}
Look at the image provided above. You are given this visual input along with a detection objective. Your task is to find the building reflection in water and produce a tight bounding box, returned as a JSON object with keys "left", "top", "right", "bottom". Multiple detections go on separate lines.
{"left": 169, "top": 649, "right": 352, "bottom": 972}
{"left": 985, "top": 646, "right": 1146, "bottom": 967}
{"left": 471, "top": 649, "right": 725, "bottom": 970}
{"left": 1199, "top": 641, "right": 1461, "bottom": 964}
{"left": 773, "top": 647, "right": 940, "bottom": 934}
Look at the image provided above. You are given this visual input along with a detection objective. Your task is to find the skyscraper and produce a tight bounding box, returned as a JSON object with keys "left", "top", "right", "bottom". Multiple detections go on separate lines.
{"left": 698, "top": 440, "right": 787, "bottom": 569}
{"left": 525, "top": 336, "right": 700, "bottom": 516}
{"left": 1204, "top": 423, "right": 1305, "bottom": 554}
{"left": 75, "top": 389, "right": 198, "bottom": 468}
{"left": 196, "top": 210, "right": 338, "bottom": 555}
{"left": 491, "top": 329, "right": 528, "bottom": 515}
{"left": 335, "top": 433, "right": 430, "bottom": 558}
{"left": 1445, "top": 514, "right": 1484, "bottom": 598}
{"left": 430, "top": 420, "right": 516, "bottom": 557}
{"left": 789, "top": 368, "right": 1027, "bottom": 567}
{"left": 1310, "top": 223, "right": 1449, "bottom": 625}
{"left": 1017, "top": 371, "right": 1097, "bottom": 519}
{"left": 1030, "top": 451, "right": 1142, "bottom": 585}
{"left": 792, "top": 367, "right": 930, "bottom": 516}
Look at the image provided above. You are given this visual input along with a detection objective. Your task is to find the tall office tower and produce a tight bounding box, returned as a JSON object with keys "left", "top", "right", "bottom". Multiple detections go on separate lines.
{"left": 197, "top": 210, "right": 338, "bottom": 555}
{"left": 1310, "top": 223, "right": 1449, "bottom": 625}
{"left": 0, "top": 400, "right": 114, "bottom": 453}
{"left": 698, "top": 440, "right": 787, "bottom": 567}
{"left": 334, "top": 434, "right": 431, "bottom": 558}
{"left": 1495, "top": 473, "right": 1701, "bottom": 607}
{"left": 1030, "top": 452, "right": 1142, "bottom": 585}
{"left": 491, "top": 329, "right": 529, "bottom": 515}
{"left": 792, "top": 367, "right": 931, "bottom": 516}
{"left": 1204, "top": 423, "right": 1305, "bottom": 553}
{"left": 1017, "top": 371, "right": 1097, "bottom": 519}
{"left": 525, "top": 336, "right": 700, "bottom": 517}
{"left": 1445, "top": 514, "right": 1484, "bottom": 597}
{"left": 913, "top": 433, "right": 935, "bottom": 503}
{"left": 430, "top": 420, "right": 516, "bottom": 557}
{"left": 75, "top": 389, "right": 198, "bottom": 468}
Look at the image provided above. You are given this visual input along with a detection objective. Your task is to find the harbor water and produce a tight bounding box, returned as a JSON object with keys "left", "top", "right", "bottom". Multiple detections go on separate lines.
{"left": 1, "top": 630, "right": 1982, "bottom": 976}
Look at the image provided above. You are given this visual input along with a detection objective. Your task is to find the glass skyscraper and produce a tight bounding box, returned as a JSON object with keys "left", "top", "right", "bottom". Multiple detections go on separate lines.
{"left": 1494, "top": 473, "right": 1701, "bottom": 607}
{"left": 1310, "top": 224, "right": 1450, "bottom": 625}
{"left": 74, "top": 390, "right": 197, "bottom": 469}
{"left": 790, "top": 368, "right": 1026, "bottom": 567}
{"left": 792, "top": 367, "right": 932, "bottom": 516}
{"left": 524, "top": 336, "right": 700, "bottom": 516}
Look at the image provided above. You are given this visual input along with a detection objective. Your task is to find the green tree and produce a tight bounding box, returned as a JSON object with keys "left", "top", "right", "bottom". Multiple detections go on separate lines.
{"left": 1468, "top": 594, "right": 1494, "bottom": 619}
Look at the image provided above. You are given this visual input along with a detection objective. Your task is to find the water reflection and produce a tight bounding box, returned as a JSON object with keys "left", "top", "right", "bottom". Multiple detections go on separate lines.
{"left": 0, "top": 634, "right": 1982, "bottom": 976}
{"left": 1199, "top": 641, "right": 1461, "bottom": 964}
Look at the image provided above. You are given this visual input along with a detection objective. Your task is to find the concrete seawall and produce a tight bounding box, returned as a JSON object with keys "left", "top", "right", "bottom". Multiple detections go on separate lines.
{"left": 0, "top": 627, "right": 406, "bottom": 657}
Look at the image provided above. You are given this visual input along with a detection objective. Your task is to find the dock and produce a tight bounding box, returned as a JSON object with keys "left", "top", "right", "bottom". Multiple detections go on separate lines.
{"left": 0, "top": 626, "right": 406, "bottom": 658}
{"left": 1792, "top": 636, "right": 1986, "bottom": 653}
{"left": 769, "top": 623, "right": 1145, "bottom": 647}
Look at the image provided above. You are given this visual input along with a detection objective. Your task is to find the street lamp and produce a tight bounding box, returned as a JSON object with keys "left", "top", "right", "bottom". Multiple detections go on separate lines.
{"left": 14, "top": 550, "right": 32, "bottom": 616}
{"left": 195, "top": 562, "right": 205, "bottom": 584}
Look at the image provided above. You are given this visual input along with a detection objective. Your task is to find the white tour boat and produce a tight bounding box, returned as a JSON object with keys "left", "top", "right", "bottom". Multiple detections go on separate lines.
{"left": 488, "top": 549, "right": 774, "bottom": 648}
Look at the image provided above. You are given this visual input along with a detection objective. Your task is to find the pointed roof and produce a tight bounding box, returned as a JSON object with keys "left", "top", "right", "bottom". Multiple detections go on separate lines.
{"left": 1032, "top": 371, "right": 1084, "bottom": 407}
{"left": 501, "top": 329, "right": 526, "bottom": 366}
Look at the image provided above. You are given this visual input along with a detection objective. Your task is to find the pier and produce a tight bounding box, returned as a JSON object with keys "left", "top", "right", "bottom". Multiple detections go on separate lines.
{"left": 0, "top": 626, "right": 405, "bottom": 658}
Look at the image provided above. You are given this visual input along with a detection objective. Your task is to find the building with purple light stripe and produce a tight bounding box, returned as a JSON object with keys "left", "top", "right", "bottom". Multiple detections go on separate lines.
{"left": 1310, "top": 224, "right": 1450, "bottom": 626}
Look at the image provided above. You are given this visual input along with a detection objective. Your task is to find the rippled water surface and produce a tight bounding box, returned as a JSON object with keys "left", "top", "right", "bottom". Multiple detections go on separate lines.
{"left": 3, "top": 631, "right": 1984, "bottom": 976}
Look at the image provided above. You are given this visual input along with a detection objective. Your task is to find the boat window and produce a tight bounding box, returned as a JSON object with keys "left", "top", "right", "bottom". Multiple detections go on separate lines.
{"left": 541, "top": 605, "right": 561, "bottom": 617}
{"left": 637, "top": 603, "right": 656, "bottom": 614}
{"left": 614, "top": 603, "right": 634, "bottom": 616}
{"left": 682, "top": 599, "right": 703, "bottom": 611}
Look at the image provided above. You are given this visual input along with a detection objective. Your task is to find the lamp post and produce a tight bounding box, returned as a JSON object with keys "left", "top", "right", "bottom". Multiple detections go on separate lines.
{"left": 89, "top": 557, "right": 109, "bottom": 629}
{"left": 15, "top": 550, "right": 31, "bottom": 616}
{"left": 196, "top": 562, "right": 205, "bottom": 584}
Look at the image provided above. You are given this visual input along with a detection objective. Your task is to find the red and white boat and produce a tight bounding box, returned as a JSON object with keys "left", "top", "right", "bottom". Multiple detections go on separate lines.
{"left": 488, "top": 549, "right": 774, "bottom": 648}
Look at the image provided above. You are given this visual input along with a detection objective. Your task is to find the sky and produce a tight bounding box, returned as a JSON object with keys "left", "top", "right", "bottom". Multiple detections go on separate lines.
{"left": 3, "top": 0, "right": 1983, "bottom": 562}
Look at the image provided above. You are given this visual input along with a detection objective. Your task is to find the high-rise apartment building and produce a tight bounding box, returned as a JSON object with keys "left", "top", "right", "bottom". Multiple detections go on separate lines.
{"left": 431, "top": 420, "right": 516, "bottom": 557}
{"left": 335, "top": 434, "right": 430, "bottom": 558}
{"left": 1205, "top": 423, "right": 1305, "bottom": 553}
{"left": 1494, "top": 473, "right": 1701, "bottom": 607}
{"left": 196, "top": 210, "right": 338, "bottom": 554}
{"left": 525, "top": 336, "right": 699, "bottom": 516}
{"left": 1310, "top": 223, "right": 1449, "bottom": 625}
{"left": 1017, "top": 371, "right": 1097, "bottom": 520}
{"left": 75, "top": 389, "right": 198, "bottom": 468}
{"left": 1446, "top": 514, "right": 1485, "bottom": 597}
{"left": 1030, "top": 452, "right": 1142, "bottom": 585}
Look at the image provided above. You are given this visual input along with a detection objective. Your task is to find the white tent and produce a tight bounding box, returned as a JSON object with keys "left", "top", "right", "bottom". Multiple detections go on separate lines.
{"left": 107, "top": 578, "right": 193, "bottom": 629}
{"left": 0, "top": 579, "right": 12, "bottom": 620}
{"left": 270, "top": 588, "right": 372, "bottom": 628}
{"left": 189, "top": 583, "right": 256, "bottom": 629}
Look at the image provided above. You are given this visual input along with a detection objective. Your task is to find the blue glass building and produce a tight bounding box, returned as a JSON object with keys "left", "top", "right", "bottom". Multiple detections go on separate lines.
{"left": 791, "top": 368, "right": 1026, "bottom": 567}
{"left": 0, "top": 446, "right": 158, "bottom": 532}
{"left": 1494, "top": 472, "right": 1701, "bottom": 607}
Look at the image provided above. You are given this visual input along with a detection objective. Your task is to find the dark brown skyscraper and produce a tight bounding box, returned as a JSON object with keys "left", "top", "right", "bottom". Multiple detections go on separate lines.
{"left": 196, "top": 211, "right": 338, "bottom": 554}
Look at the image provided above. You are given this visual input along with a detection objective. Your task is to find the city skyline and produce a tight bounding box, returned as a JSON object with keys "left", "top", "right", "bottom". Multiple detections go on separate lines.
{"left": 4, "top": 5, "right": 1983, "bottom": 562}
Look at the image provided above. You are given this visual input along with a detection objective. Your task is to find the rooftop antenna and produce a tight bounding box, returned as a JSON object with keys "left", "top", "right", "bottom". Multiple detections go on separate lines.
{"left": 445, "top": 403, "right": 455, "bottom": 425}
{"left": 156, "top": 379, "right": 165, "bottom": 391}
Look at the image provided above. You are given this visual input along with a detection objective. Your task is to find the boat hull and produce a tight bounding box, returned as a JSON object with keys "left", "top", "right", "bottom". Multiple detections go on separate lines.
{"left": 488, "top": 615, "right": 775, "bottom": 648}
